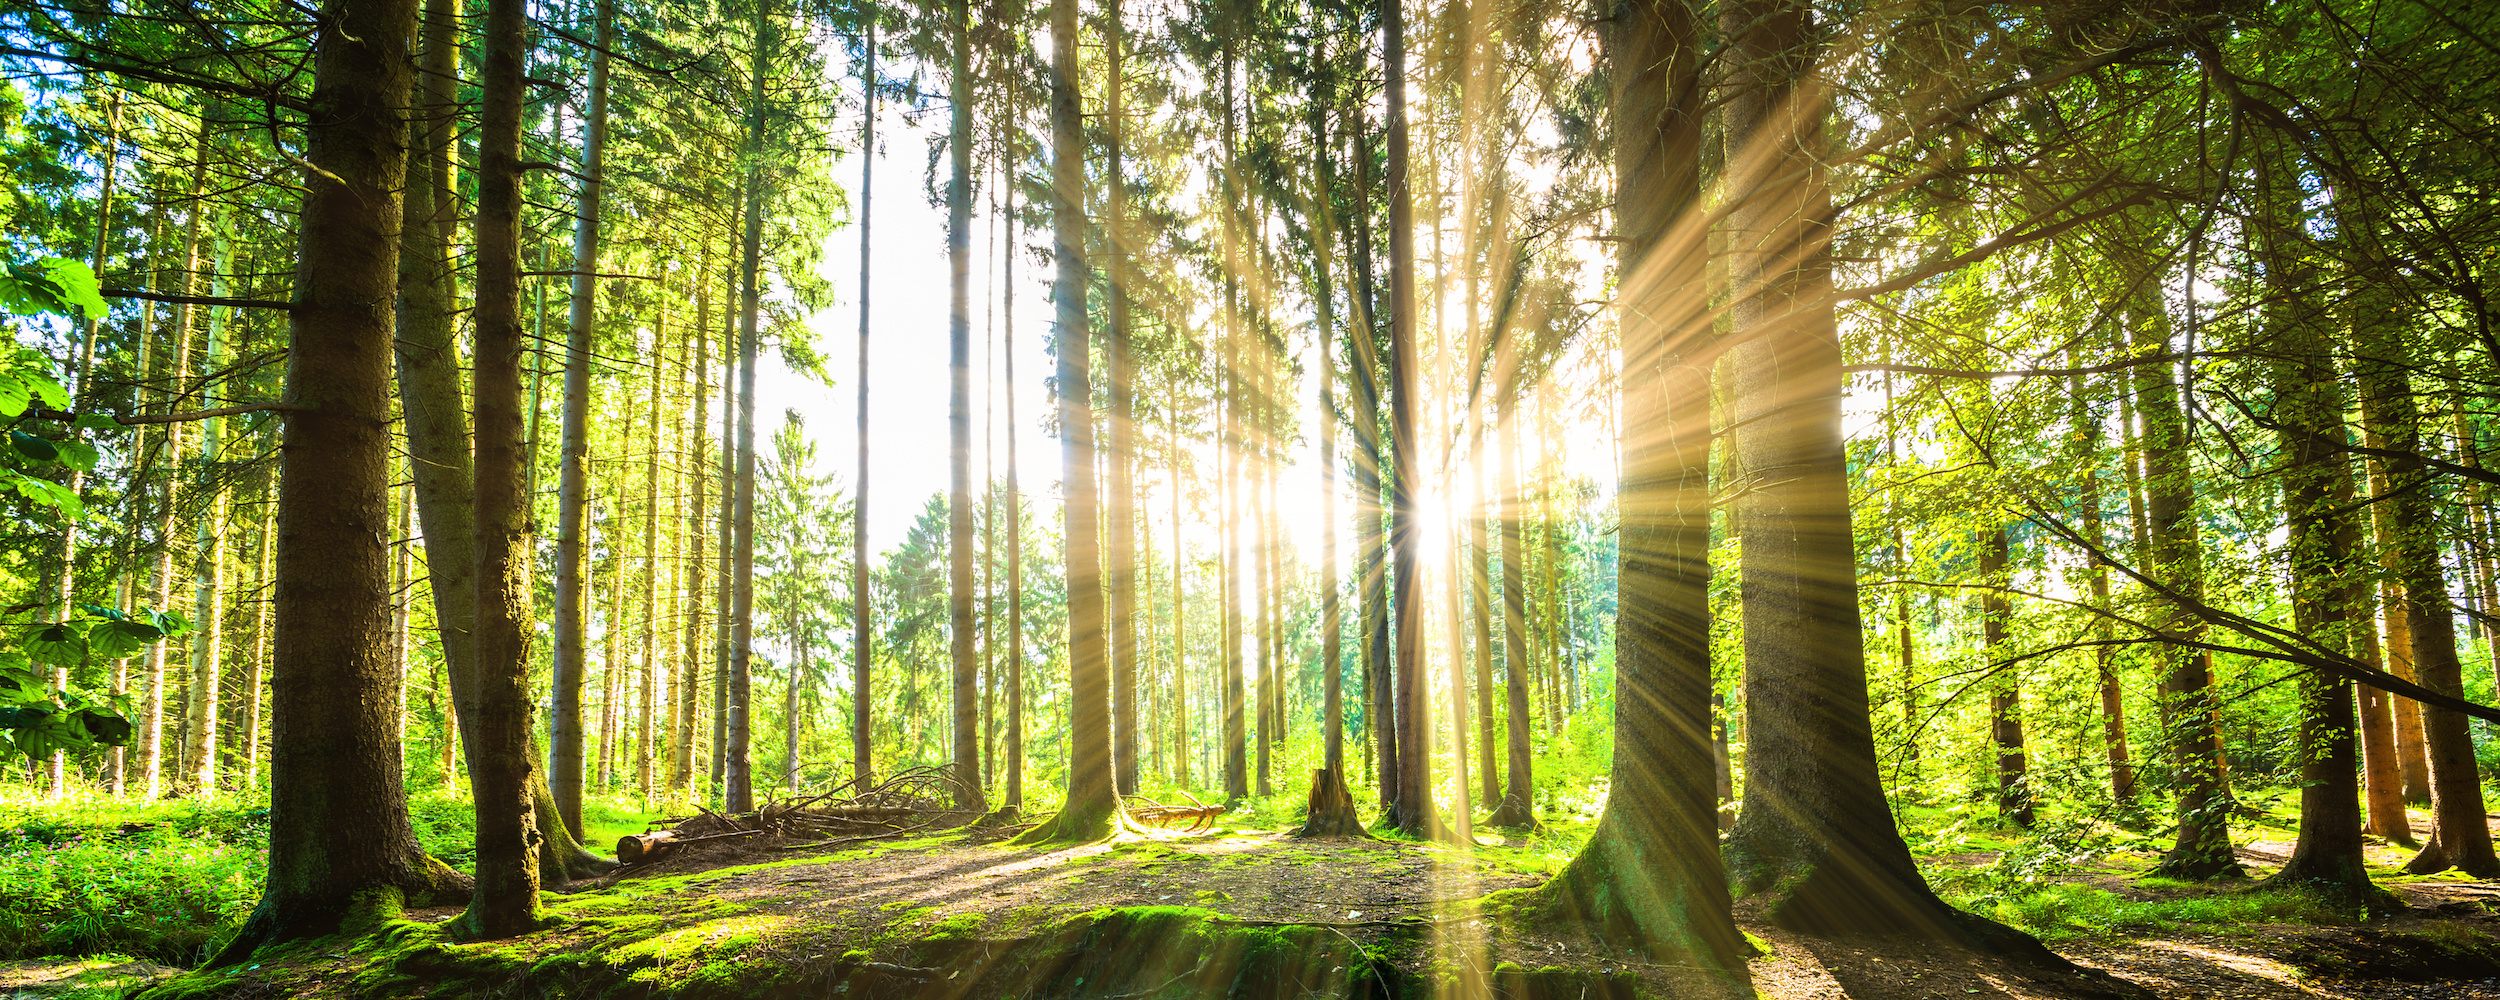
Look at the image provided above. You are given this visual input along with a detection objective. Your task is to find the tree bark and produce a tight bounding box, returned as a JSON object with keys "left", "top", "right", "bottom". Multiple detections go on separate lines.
{"left": 675, "top": 278, "right": 712, "bottom": 791}
{"left": 2133, "top": 283, "right": 2240, "bottom": 881}
{"left": 1106, "top": 0, "right": 1140, "bottom": 800}
{"left": 1383, "top": 0, "right": 1435, "bottom": 841}
{"left": 2349, "top": 250, "right": 2500, "bottom": 878}
{"left": 944, "top": 0, "right": 983, "bottom": 811}
{"left": 1982, "top": 528, "right": 2031, "bottom": 827}
{"left": 465, "top": 0, "right": 546, "bottom": 937}
{"left": 1013, "top": 0, "right": 1119, "bottom": 843}
{"left": 213, "top": 0, "right": 469, "bottom": 958}
{"left": 550, "top": 0, "right": 615, "bottom": 839}
{"left": 1529, "top": 1, "right": 1740, "bottom": 983}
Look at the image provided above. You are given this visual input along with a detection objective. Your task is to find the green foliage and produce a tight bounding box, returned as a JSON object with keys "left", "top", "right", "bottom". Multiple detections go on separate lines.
{"left": 0, "top": 798, "right": 267, "bottom": 965}
{"left": 1950, "top": 882, "right": 2360, "bottom": 944}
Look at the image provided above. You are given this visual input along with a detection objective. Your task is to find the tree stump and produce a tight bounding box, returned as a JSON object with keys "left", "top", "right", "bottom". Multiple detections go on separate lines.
{"left": 1294, "top": 768, "right": 1369, "bottom": 838}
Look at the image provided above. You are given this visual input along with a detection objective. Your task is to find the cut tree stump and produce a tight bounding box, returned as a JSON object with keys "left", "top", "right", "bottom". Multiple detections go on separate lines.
{"left": 1295, "top": 768, "right": 1370, "bottom": 838}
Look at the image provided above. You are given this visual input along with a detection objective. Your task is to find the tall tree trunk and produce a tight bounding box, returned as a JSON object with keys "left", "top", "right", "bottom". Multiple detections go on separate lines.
{"left": 467, "top": 0, "right": 546, "bottom": 936}
{"left": 214, "top": 0, "right": 469, "bottom": 958}
{"left": 1106, "top": 0, "right": 1140, "bottom": 800}
{"left": 852, "top": 17, "right": 878, "bottom": 798}
{"left": 675, "top": 279, "right": 713, "bottom": 791}
{"left": 1298, "top": 61, "right": 1361, "bottom": 834}
{"left": 2366, "top": 443, "right": 2433, "bottom": 804}
{"left": 2353, "top": 545, "right": 2414, "bottom": 843}
{"left": 942, "top": 0, "right": 983, "bottom": 812}
{"left": 1529, "top": 0, "right": 1740, "bottom": 982}
{"left": 727, "top": 122, "right": 766, "bottom": 816}
{"left": 1347, "top": 80, "right": 1395, "bottom": 811}
{"left": 1016, "top": 0, "right": 1119, "bottom": 843}
{"left": 1002, "top": 150, "right": 1025, "bottom": 811}
{"left": 2069, "top": 368, "right": 2133, "bottom": 806}
{"left": 1714, "top": 0, "right": 2049, "bottom": 950}
{"left": 2350, "top": 245, "right": 2500, "bottom": 878}
{"left": 1383, "top": 0, "right": 1434, "bottom": 840}
{"left": 1486, "top": 389, "right": 1537, "bottom": 829}
{"left": 1218, "top": 27, "right": 1250, "bottom": 807}
{"left": 2260, "top": 200, "right": 2394, "bottom": 909}
{"left": 139, "top": 119, "right": 211, "bottom": 802}
{"left": 2133, "top": 282, "right": 2239, "bottom": 881}
{"left": 551, "top": 0, "right": 615, "bottom": 838}
{"left": 182, "top": 266, "right": 231, "bottom": 796}
{"left": 639, "top": 333, "right": 667, "bottom": 800}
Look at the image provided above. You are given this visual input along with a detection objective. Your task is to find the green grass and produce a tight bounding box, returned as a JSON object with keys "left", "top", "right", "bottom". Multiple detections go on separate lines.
{"left": 1947, "top": 882, "right": 2362, "bottom": 943}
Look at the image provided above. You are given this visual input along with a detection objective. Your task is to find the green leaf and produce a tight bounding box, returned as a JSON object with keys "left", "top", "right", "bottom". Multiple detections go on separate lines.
{"left": 9, "top": 431, "right": 57, "bottom": 463}
{"left": 146, "top": 610, "right": 192, "bottom": 636}
{"left": 71, "top": 413, "right": 121, "bottom": 433}
{"left": 25, "top": 374, "right": 69, "bottom": 412}
{"left": 0, "top": 377, "right": 28, "bottom": 420}
{"left": 54, "top": 438, "right": 96, "bottom": 472}
{"left": 86, "top": 619, "right": 161, "bottom": 660}
{"left": 0, "top": 668, "right": 45, "bottom": 705}
{"left": 21, "top": 623, "right": 84, "bottom": 664}
{"left": 70, "top": 708, "right": 132, "bottom": 748}
{"left": 37, "top": 259, "right": 109, "bottom": 319}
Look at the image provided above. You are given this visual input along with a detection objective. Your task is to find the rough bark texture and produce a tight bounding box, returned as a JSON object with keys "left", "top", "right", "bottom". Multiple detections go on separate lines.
{"left": 1982, "top": 528, "right": 2032, "bottom": 828}
{"left": 1485, "top": 402, "right": 1537, "bottom": 830}
{"left": 388, "top": 0, "right": 611, "bottom": 885}
{"left": 1014, "top": 0, "right": 1120, "bottom": 843}
{"left": 1529, "top": 2, "right": 1739, "bottom": 986}
{"left": 2261, "top": 260, "right": 2396, "bottom": 912}
{"left": 213, "top": 0, "right": 469, "bottom": 961}
{"left": 466, "top": 0, "right": 546, "bottom": 938}
{"left": 1106, "top": 0, "right": 1140, "bottom": 800}
{"left": 725, "top": 0, "right": 771, "bottom": 814}
{"left": 1713, "top": 0, "right": 2066, "bottom": 957}
{"left": 853, "top": 18, "right": 877, "bottom": 798}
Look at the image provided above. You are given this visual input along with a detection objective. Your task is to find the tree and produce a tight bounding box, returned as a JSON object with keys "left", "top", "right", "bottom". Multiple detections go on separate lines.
{"left": 946, "top": 0, "right": 983, "bottom": 812}
{"left": 1526, "top": 0, "right": 1739, "bottom": 985}
{"left": 1014, "top": 0, "right": 1121, "bottom": 843}
{"left": 465, "top": 0, "right": 547, "bottom": 937}
{"left": 550, "top": 0, "right": 617, "bottom": 839}
{"left": 212, "top": 0, "right": 467, "bottom": 959}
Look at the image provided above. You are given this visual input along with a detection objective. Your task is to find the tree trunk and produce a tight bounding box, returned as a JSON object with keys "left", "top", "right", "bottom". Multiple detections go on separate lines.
{"left": 1486, "top": 390, "right": 1537, "bottom": 829}
{"left": 1003, "top": 150, "right": 1025, "bottom": 811}
{"left": 213, "top": 0, "right": 470, "bottom": 959}
{"left": 1297, "top": 59, "right": 1362, "bottom": 836}
{"left": 2260, "top": 214, "right": 2395, "bottom": 909}
{"left": 1982, "top": 528, "right": 2032, "bottom": 827}
{"left": 1529, "top": 0, "right": 1740, "bottom": 983}
{"left": 1713, "top": 0, "right": 2056, "bottom": 951}
{"left": 945, "top": 0, "right": 984, "bottom": 812}
{"left": 550, "top": 0, "right": 614, "bottom": 838}
{"left": 182, "top": 254, "right": 231, "bottom": 797}
{"left": 1218, "top": 29, "right": 1249, "bottom": 807}
{"left": 1106, "top": 0, "right": 1140, "bottom": 800}
{"left": 675, "top": 278, "right": 712, "bottom": 791}
{"left": 466, "top": 0, "right": 547, "bottom": 937}
{"left": 2071, "top": 368, "right": 2133, "bottom": 806}
{"left": 1383, "top": 0, "right": 1434, "bottom": 840}
{"left": 2133, "top": 283, "right": 2240, "bottom": 881}
{"left": 639, "top": 332, "right": 667, "bottom": 800}
{"left": 1013, "top": 0, "right": 1118, "bottom": 844}
{"left": 139, "top": 119, "right": 211, "bottom": 801}
{"left": 2349, "top": 250, "right": 2500, "bottom": 878}
{"left": 852, "top": 17, "right": 878, "bottom": 798}
{"left": 2365, "top": 444, "right": 2433, "bottom": 805}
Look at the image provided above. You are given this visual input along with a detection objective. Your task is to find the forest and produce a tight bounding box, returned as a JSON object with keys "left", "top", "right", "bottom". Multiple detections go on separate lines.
{"left": 3, "top": 0, "right": 2500, "bottom": 997}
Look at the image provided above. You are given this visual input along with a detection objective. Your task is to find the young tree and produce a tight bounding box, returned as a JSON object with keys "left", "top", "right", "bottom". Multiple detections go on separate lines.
{"left": 551, "top": 0, "right": 617, "bottom": 839}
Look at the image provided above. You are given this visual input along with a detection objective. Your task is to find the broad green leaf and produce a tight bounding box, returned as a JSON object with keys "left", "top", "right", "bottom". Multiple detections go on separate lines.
{"left": 71, "top": 413, "right": 121, "bottom": 433}
{"left": 9, "top": 431, "right": 57, "bottom": 462}
{"left": 21, "top": 623, "right": 84, "bottom": 664}
{"left": 70, "top": 708, "right": 132, "bottom": 747}
{"left": 87, "top": 619, "right": 161, "bottom": 659}
{"left": 0, "top": 377, "right": 28, "bottom": 420}
{"left": 25, "top": 374, "right": 68, "bottom": 412}
{"left": 53, "top": 438, "right": 96, "bottom": 471}
{"left": 38, "top": 259, "right": 109, "bottom": 319}
{"left": 0, "top": 668, "right": 44, "bottom": 705}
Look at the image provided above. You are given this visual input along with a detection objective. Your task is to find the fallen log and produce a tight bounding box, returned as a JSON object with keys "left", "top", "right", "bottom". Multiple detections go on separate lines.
{"left": 617, "top": 827, "right": 762, "bottom": 863}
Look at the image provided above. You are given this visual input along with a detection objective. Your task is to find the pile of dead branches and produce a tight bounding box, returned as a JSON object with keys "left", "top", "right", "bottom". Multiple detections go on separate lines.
{"left": 1123, "top": 791, "right": 1227, "bottom": 833}
{"left": 616, "top": 765, "right": 983, "bottom": 865}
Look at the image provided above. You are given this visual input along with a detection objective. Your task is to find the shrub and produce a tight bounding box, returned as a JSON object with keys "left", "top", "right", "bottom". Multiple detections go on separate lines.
{"left": 0, "top": 820, "right": 264, "bottom": 965}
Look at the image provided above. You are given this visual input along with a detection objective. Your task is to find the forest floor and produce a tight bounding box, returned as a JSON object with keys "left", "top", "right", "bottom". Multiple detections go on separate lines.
{"left": 45, "top": 802, "right": 2496, "bottom": 1000}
